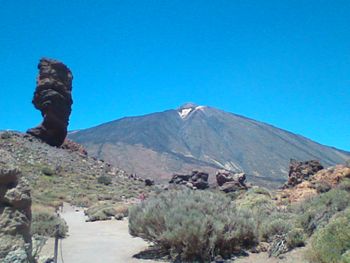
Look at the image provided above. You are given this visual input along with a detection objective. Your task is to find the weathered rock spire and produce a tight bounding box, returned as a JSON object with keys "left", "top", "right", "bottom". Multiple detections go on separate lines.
{"left": 27, "top": 58, "right": 73, "bottom": 146}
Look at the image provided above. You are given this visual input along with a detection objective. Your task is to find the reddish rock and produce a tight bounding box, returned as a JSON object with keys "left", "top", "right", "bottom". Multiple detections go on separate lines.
{"left": 61, "top": 139, "right": 88, "bottom": 156}
{"left": 27, "top": 58, "right": 73, "bottom": 147}
{"left": 216, "top": 170, "right": 248, "bottom": 192}
{"left": 286, "top": 159, "right": 324, "bottom": 187}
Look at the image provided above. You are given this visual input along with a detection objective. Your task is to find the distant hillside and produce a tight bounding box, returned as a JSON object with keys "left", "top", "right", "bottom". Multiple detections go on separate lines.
{"left": 69, "top": 103, "right": 350, "bottom": 188}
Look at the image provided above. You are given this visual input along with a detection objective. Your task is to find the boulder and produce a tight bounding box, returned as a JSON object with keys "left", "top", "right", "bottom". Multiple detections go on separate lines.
{"left": 145, "top": 178, "right": 154, "bottom": 186}
{"left": 0, "top": 151, "right": 33, "bottom": 262}
{"left": 27, "top": 58, "right": 73, "bottom": 147}
{"left": 169, "top": 171, "right": 209, "bottom": 190}
{"left": 216, "top": 170, "right": 248, "bottom": 192}
{"left": 216, "top": 170, "right": 246, "bottom": 186}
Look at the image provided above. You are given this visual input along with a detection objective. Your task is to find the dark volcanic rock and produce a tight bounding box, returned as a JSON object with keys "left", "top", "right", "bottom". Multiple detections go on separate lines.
{"left": 285, "top": 159, "right": 324, "bottom": 187}
{"left": 169, "top": 171, "right": 209, "bottom": 190}
{"left": 216, "top": 170, "right": 246, "bottom": 186}
{"left": 0, "top": 151, "right": 33, "bottom": 262}
{"left": 144, "top": 178, "right": 154, "bottom": 186}
{"left": 27, "top": 58, "right": 73, "bottom": 147}
{"left": 216, "top": 170, "right": 248, "bottom": 192}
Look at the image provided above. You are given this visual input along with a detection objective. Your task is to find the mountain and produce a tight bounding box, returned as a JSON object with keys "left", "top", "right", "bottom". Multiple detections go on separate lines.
{"left": 69, "top": 103, "right": 350, "bottom": 188}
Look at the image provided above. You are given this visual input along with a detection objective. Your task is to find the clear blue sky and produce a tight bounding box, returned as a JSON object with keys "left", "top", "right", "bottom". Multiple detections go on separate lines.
{"left": 0, "top": 0, "right": 349, "bottom": 151}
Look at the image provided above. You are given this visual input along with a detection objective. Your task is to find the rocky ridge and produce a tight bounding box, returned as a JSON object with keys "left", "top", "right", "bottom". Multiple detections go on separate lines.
{"left": 0, "top": 131, "right": 152, "bottom": 208}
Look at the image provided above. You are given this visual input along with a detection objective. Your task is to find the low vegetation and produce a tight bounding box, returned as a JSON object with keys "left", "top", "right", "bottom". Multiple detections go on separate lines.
{"left": 129, "top": 178, "right": 350, "bottom": 262}
{"left": 31, "top": 210, "right": 68, "bottom": 238}
{"left": 85, "top": 201, "right": 129, "bottom": 221}
{"left": 129, "top": 189, "right": 258, "bottom": 261}
{"left": 307, "top": 208, "right": 350, "bottom": 263}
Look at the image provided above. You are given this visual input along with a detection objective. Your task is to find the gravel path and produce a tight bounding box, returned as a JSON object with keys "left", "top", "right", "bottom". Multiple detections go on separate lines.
{"left": 42, "top": 204, "right": 160, "bottom": 263}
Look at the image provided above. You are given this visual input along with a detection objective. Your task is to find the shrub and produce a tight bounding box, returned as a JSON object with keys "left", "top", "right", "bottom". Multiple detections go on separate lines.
{"left": 295, "top": 189, "right": 350, "bottom": 235}
{"left": 260, "top": 218, "right": 292, "bottom": 241}
{"left": 129, "top": 189, "right": 258, "bottom": 261}
{"left": 31, "top": 211, "right": 68, "bottom": 238}
{"left": 249, "top": 186, "right": 272, "bottom": 197}
{"left": 341, "top": 250, "right": 350, "bottom": 263}
{"left": 338, "top": 178, "right": 350, "bottom": 192}
{"left": 41, "top": 167, "right": 55, "bottom": 176}
{"left": 307, "top": 208, "right": 350, "bottom": 263}
{"left": 286, "top": 228, "right": 306, "bottom": 249}
{"left": 235, "top": 188, "right": 279, "bottom": 239}
{"left": 97, "top": 175, "right": 112, "bottom": 185}
{"left": 85, "top": 202, "right": 129, "bottom": 221}
{"left": 314, "top": 181, "right": 331, "bottom": 193}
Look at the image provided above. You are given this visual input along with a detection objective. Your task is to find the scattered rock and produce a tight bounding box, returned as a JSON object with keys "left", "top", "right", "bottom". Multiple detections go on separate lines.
{"left": 216, "top": 170, "right": 248, "bottom": 192}
{"left": 61, "top": 139, "right": 87, "bottom": 156}
{"left": 27, "top": 58, "right": 73, "bottom": 147}
{"left": 169, "top": 171, "right": 209, "bottom": 190}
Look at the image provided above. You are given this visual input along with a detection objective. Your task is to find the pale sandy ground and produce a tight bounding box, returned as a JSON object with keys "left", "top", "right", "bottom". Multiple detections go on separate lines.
{"left": 41, "top": 204, "right": 162, "bottom": 263}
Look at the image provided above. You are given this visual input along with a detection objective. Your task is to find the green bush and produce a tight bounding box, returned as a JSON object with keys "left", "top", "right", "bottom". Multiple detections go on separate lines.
{"left": 260, "top": 218, "right": 292, "bottom": 241}
{"left": 97, "top": 175, "right": 112, "bottom": 185}
{"left": 341, "top": 250, "right": 350, "bottom": 263}
{"left": 41, "top": 167, "right": 55, "bottom": 176}
{"left": 286, "top": 228, "right": 306, "bottom": 249}
{"left": 31, "top": 211, "right": 68, "bottom": 238}
{"left": 249, "top": 186, "right": 272, "bottom": 197}
{"left": 338, "top": 178, "right": 350, "bottom": 192}
{"left": 129, "top": 189, "right": 258, "bottom": 261}
{"left": 296, "top": 189, "right": 350, "bottom": 235}
{"left": 308, "top": 208, "right": 350, "bottom": 263}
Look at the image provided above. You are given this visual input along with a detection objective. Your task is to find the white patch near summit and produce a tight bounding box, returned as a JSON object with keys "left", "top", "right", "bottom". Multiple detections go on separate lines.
{"left": 178, "top": 105, "right": 206, "bottom": 119}
{"left": 179, "top": 108, "right": 193, "bottom": 119}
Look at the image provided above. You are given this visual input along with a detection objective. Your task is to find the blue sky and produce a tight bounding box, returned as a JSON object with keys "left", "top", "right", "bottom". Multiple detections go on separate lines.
{"left": 0, "top": 0, "right": 349, "bottom": 151}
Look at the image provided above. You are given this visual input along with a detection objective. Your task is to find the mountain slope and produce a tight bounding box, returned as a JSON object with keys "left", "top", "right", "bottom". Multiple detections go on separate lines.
{"left": 69, "top": 104, "right": 350, "bottom": 188}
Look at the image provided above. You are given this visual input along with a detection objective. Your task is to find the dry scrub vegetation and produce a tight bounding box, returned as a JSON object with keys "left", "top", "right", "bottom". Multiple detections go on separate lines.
{"left": 129, "top": 178, "right": 350, "bottom": 262}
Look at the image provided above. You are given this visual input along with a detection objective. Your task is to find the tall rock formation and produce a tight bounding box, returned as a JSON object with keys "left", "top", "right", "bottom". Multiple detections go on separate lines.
{"left": 27, "top": 58, "right": 73, "bottom": 147}
{"left": 0, "top": 150, "right": 33, "bottom": 262}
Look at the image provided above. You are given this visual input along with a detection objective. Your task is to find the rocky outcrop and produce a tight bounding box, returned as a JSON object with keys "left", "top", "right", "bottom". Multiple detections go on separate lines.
{"left": 169, "top": 171, "right": 209, "bottom": 190}
{"left": 216, "top": 170, "right": 248, "bottom": 193}
{"left": 61, "top": 139, "right": 88, "bottom": 156}
{"left": 27, "top": 58, "right": 73, "bottom": 147}
{"left": 286, "top": 159, "right": 324, "bottom": 187}
{"left": 0, "top": 151, "right": 33, "bottom": 262}
{"left": 277, "top": 164, "right": 350, "bottom": 204}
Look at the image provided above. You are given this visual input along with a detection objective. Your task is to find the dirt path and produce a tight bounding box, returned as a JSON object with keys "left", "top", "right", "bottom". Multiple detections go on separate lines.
{"left": 41, "top": 204, "right": 161, "bottom": 263}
